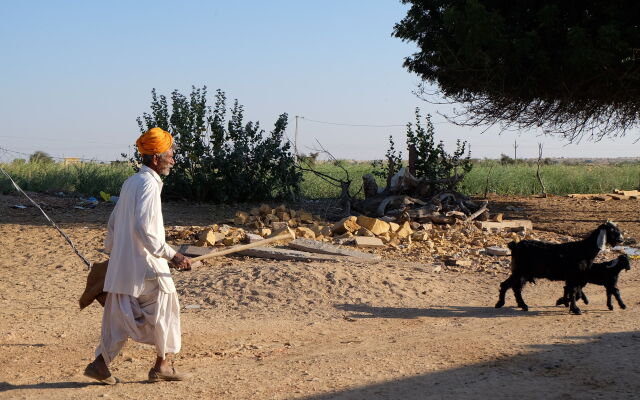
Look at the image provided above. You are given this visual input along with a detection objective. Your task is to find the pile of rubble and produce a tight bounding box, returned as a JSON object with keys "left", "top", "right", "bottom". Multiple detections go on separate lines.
{"left": 568, "top": 189, "right": 640, "bottom": 201}
{"left": 167, "top": 201, "right": 534, "bottom": 256}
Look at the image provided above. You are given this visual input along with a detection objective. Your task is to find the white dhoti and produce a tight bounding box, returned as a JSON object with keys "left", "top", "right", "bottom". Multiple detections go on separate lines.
{"left": 95, "top": 278, "right": 181, "bottom": 365}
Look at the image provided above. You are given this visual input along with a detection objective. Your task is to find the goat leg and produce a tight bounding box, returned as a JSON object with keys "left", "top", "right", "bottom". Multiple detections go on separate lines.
{"left": 512, "top": 277, "right": 529, "bottom": 311}
{"left": 581, "top": 290, "right": 589, "bottom": 304}
{"left": 556, "top": 285, "right": 571, "bottom": 307}
{"left": 608, "top": 287, "right": 626, "bottom": 310}
{"left": 567, "top": 284, "right": 582, "bottom": 315}
{"left": 495, "top": 276, "right": 512, "bottom": 308}
{"left": 557, "top": 285, "right": 589, "bottom": 307}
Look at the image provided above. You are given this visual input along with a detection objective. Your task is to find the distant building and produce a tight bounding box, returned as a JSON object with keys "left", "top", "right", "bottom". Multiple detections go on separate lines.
{"left": 63, "top": 157, "right": 81, "bottom": 166}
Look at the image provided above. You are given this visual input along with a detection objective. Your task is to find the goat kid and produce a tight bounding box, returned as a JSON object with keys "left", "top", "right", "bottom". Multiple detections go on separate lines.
{"left": 556, "top": 254, "right": 631, "bottom": 310}
{"left": 495, "top": 221, "right": 624, "bottom": 315}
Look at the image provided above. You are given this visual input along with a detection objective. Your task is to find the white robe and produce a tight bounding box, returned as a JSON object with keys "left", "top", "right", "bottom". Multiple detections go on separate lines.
{"left": 96, "top": 279, "right": 181, "bottom": 364}
{"left": 104, "top": 165, "right": 176, "bottom": 296}
{"left": 97, "top": 165, "right": 181, "bottom": 363}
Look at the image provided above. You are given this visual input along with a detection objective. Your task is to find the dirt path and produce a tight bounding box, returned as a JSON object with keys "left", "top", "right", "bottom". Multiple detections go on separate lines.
{"left": 1, "top": 194, "right": 639, "bottom": 399}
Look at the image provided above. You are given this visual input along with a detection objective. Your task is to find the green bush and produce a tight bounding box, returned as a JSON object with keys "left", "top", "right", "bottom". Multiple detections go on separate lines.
{"left": 406, "top": 108, "right": 472, "bottom": 192}
{"left": 134, "top": 87, "right": 301, "bottom": 202}
{"left": 371, "top": 135, "right": 403, "bottom": 188}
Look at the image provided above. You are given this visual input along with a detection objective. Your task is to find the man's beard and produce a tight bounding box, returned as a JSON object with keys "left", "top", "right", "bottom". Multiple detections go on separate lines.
{"left": 159, "top": 165, "right": 172, "bottom": 176}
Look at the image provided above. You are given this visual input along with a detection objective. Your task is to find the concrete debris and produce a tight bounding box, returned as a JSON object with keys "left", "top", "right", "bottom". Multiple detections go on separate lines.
{"left": 475, "top": 220, "right": 533, "bottom": 232}
{"left": 568, "top": 191, "right": 640, "bottom": 201}
{"left": 353, "top": 236, "right": 386, "bottom": 248}
{"left": 484, "top": 246, "right": 511, "bottom": 256}
{"left": 164, "top": 200, "right": 542, "bottom": 271}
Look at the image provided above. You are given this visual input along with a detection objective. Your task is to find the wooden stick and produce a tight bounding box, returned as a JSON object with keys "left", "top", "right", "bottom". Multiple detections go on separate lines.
{"left": 465, "top": 200, "right": 488, "bottom": 222}
{"left": 190, "top": 230, "right": 295, "bottom": 262}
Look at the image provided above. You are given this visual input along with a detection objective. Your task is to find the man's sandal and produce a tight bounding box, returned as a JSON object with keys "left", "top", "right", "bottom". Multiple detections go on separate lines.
{"left": 148, "top": 367, "right": 191, "bottom": 382}
{"left": 83, "top": 362, "right": 119, "bottom": 385}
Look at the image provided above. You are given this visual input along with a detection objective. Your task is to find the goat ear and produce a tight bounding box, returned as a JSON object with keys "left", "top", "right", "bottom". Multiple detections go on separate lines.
{"left": 596, "top": 229, "right": 606, "bottom": 250}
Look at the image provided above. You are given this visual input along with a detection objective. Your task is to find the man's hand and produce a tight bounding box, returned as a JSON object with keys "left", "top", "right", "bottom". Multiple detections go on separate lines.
{"left": 170, "top": 253, "right": 192, "bottom": 271}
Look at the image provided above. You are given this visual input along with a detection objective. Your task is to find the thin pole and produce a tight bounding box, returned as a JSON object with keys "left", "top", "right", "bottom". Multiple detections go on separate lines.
{"left": 0, "top": 166, "right": 92, "bottom": 268}
{"left": 294, "top": 115, "right": 299, "bottom": 162}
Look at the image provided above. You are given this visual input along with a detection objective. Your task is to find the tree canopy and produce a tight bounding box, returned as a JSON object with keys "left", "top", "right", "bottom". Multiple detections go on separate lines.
{"left": 394, "top": 0, "right": 640, "bottom": 141}
{"left": 29, "top": 151, "right": 54, "bottom": 164}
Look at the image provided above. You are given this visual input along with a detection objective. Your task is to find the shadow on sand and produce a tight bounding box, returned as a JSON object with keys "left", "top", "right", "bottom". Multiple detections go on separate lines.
{"left": 333, "top": 303, "right": 614, "bottom": 319}
{"left": 301, "top": 330, "right": 640, "bottom": 399}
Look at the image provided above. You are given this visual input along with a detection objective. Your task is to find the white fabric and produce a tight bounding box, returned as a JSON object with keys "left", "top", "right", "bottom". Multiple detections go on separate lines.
{"left": 104, "top": 165, "right": 177, "bottom": 296}
{"left": 96, "top": 278, "right": 181, "bottom": 364}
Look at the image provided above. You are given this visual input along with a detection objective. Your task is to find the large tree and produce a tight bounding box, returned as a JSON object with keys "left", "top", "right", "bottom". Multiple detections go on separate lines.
{"left": 394, "top": 0, "right": 640, "bottom": 141}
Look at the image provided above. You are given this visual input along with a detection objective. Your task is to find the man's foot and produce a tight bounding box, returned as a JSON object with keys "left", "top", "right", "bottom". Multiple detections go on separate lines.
{"left": 148, "top": 367, "right": 191, "bottom": 382}
{"left": 83, "top": 362, "right": 119, "bottom": 385}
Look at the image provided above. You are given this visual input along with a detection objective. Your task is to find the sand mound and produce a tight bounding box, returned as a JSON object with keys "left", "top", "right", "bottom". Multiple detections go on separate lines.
{"left": 173, "top": 259, "right": 456, "bottom": 315}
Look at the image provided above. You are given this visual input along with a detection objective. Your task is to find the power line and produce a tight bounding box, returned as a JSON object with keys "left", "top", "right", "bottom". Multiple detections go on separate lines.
{"left": 298, "top": 116, "right": 449, "bottom": 128}
{"left": 299, "top": 116, "right": 405, "bottom": 128}
{"left": 0, "top": 145, "right": 114, "bottom": 163}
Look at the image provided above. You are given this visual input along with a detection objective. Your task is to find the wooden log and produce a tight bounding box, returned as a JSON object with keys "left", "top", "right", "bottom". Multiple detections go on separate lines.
{"left": 171, "top": 243, "right": 377, "bottom": 263}
{"left": 288, "top": 238, "right": 381, "bottom": 260}
{"left": 189, "top": 230, "right": 294, "bottom": 262}
{"left": 237, "top": 247, "right": 375, "bottom": 262}
{"left": 465, "top": 200, "right": 488, "bottom": 222}
{"left": 376, "top": 195, "right": 403, "bottom": 217}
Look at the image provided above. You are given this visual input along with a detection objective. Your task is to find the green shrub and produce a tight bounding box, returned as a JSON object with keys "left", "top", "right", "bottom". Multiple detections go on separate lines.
{"left": 134, "top": 87, "right": 301, "bottom": 202}
{"left": 406, "top": 109, "right": 472, "bottom": 190}
{"left": 371, "top": 135, "right": 403, "bottom": 188}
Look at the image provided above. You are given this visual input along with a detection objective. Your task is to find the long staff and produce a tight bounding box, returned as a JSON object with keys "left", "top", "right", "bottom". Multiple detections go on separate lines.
{"left": 190, "top": 229, "right": 295, "bottom": 262}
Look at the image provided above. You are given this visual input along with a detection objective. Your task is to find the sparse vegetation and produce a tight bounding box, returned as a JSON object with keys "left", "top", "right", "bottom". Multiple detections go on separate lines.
{"left": 0, "top": 161, "right": 131, "bottom": 196}
{"left": 2, "top": 159, "right": 640, "bottom": 199}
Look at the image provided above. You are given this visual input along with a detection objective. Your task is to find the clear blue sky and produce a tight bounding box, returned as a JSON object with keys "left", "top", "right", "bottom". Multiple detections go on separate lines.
{"left": 1, "top": 0, "right": 638, "bottom": 162}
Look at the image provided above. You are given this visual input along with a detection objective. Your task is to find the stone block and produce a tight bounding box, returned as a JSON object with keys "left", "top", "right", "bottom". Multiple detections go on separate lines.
{"left": 259, "top": 204, "right": 272, "bottom": 215}
{"left": 295, "top": 226, "right": 316, "bottom": 239}
{"left": 332, "top": 216, "right": 360, "bottom": 234}
{"left": 356, "top": 227, "right": 375, "bottom": 237}
{"left": 271, "top": 221, "right": 288, "bottom": 230}
{"left": 475, "top": 220, "right": 533, "bottom": 232}
{"left": 485, "top": 246, "right": 511, "bottom": 256}
{"left": 395, "top": 221, "right": 413, "bottom": 239}
{"left": 356, "top": 215, "right": 390, "bottom": 235}
{"left": 353, "top": 236, "right": 385, "bottom": 248}
{"left": 411, "top": 231, "right": 430, "bottom": 241}
{"left": 299, "top": 211, "right": 314, "bottom": 224}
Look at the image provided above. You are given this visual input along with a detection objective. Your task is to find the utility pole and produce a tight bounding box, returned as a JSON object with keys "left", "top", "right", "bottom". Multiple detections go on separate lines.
{"left": 513, "top": 139, "right": 518, "bottom": 163}
{"left": 294, "top": 115, "right": 299, "bottom": 162}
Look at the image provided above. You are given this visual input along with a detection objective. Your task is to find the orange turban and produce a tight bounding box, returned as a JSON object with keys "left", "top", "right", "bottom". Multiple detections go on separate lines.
{"left": 136, "top": 127, "right": 173, "bottom": 155}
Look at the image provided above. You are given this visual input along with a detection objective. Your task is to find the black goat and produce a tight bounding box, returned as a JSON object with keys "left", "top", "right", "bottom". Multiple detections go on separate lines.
{"left": 556, "top": 254, "right": 631, "bottom": 310}
{"left": 495, "top": 221, "right": 624, "bottom": 315}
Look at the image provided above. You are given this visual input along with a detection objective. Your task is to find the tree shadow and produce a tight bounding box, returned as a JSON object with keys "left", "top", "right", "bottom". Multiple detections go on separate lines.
{"left": 333, "top": 303, "right": 604, "bottom": 319}
{"left": 301, "top": 331, "right": 640, "bottom": 399}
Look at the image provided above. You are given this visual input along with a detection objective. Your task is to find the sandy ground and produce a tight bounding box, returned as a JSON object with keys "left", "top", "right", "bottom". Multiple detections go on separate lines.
{"left": 1, "top": 193, "right": 639, "bottom": 399}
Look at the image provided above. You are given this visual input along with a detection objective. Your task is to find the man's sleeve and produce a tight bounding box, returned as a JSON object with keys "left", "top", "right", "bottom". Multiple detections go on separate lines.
{"left": 134, "top": 181, "right": 176, "bottom": 260}
{"left": 104, "top": 208, "right": 115, "bottom": 254}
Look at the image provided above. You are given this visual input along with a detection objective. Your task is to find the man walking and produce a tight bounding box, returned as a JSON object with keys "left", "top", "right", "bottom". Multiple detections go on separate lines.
{"left": 84, "top": 127, "right": 192, "bottom": 384}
